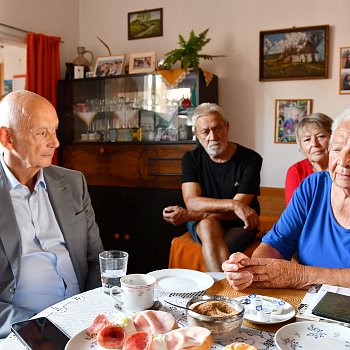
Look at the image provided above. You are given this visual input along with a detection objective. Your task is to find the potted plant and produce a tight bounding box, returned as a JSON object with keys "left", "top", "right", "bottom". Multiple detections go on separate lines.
{"left": 162, "top": 28, "right": 224, "bottom": 71}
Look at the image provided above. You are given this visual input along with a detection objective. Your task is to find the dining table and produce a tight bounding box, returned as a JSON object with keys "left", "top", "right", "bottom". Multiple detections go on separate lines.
{"left": 0, "top": 272, "right": 306, "bottom": 350}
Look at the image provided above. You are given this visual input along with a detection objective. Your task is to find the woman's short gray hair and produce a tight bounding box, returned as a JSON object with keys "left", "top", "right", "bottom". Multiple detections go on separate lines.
{"left": 192, "top": 103, "right": 227, "bottom": 130}
{"left": 329, "top": 108, "right": 350, "bottom": 145}
{"left": 295, "top": 113, "right": 333, "bottom": 148}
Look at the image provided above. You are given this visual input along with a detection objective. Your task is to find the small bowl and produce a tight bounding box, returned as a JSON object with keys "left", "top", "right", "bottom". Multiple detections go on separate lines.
{"left": 186, "top": 295, "right": 244, "bottom": 340}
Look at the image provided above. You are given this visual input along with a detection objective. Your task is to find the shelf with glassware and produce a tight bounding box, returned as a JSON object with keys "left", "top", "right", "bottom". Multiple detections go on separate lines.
{"left": 57, "top": 69, "right": 218, "bottom": 145}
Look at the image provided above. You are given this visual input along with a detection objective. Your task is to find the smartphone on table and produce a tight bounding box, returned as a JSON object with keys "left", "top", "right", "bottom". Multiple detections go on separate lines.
{"left": 11, "top": 317, "right": 69, "bottom": 350}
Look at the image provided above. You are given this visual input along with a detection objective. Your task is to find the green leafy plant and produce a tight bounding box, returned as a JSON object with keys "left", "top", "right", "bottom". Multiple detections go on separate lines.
{"left": 163, "top": 28, "right": 224, "bottom": 71}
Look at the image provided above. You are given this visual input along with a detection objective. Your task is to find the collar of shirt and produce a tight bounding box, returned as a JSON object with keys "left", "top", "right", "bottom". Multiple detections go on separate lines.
{"left": 0, "top": 152, "right": 47, "bottom": 191}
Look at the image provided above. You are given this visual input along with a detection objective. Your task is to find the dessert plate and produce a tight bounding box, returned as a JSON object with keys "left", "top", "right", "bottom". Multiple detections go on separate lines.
{"left": 275, "top": 321, "right": 350, "bottom": 349}
{"left": 235, "top": 296, "right": 295, "bottom": 324}
{"left": 147, "top": 269, "right": 214, "bottom": 293}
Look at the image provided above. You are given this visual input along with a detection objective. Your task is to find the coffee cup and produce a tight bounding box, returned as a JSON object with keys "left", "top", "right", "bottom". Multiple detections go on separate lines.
{"left": 110, "top": 274, "right": 156, "bottom": 312}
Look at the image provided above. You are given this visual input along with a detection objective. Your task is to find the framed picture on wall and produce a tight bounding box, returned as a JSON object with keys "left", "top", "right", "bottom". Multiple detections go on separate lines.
{"left": 274, "top": 99, "right": 313, "bottom": 144}
{"left": 93, "top": 55, "right": 126, "bottom": 77}
{"left": 259, "top": 25, "right": 329, "bottom": 81}
{"left": 129, "top": 52, "right": 156, "bottom": 74}
{"left": 128, "top": 8, "right": 163, "bottom": 40}
{"left": 339, "top": 46, "right": 350, "bottom": 94}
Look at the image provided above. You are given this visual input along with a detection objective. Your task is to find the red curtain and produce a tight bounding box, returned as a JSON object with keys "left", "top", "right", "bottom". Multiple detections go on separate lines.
{"left": 26, "top": 32, "right": 61, "bottom": 164}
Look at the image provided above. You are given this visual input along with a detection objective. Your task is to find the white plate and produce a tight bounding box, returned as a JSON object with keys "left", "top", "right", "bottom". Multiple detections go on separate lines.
{"left": 147, "top": 269, "right": 214, "bottom": 293}
{"left": 65, "top": 329, "right": 97, "bottom": 350}
{"left": 275, "top": 321, "right": 350, "bottom": 349}
{"left": 235, "top": 296, "right": 295, "bottom": 324}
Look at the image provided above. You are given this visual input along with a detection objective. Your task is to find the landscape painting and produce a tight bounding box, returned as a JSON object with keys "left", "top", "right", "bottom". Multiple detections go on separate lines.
{"left": 259, "top": 25, "right": 329, "bottom": 81}
{"left": 128, "top": 8, "right": 163, "bottom": 40}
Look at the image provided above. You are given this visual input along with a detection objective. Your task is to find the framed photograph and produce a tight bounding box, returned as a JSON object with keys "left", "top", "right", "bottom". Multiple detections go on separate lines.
{"left": 260, "top": 25, "right": 329, "bottom": 81}
{"left": 275, "top": 99, "right": 313, "bottom": 144}
{"left": 129, "top": 52, "right": 156, "bottom": 74}
{"left": 128, "top": 8, "right": 163, "bottom": 40}
{"left": 339, "top": 47, "right": 350, "bottom": 94}
{"left": 93, "top": 55, "right": 126, "bottom": 77}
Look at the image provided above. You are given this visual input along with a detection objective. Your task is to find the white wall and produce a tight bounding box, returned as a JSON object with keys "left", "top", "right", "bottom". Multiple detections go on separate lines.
{"left": 78, "top": 0, "right": 350, "bottom": 187}
{"left": 2, "top": 0, "right": 350, "bottom": 187}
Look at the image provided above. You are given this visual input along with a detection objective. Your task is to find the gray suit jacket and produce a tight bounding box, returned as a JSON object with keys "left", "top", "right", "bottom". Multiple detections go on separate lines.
{"left": 0, "top": 164, "right": 104, "bottom": 338}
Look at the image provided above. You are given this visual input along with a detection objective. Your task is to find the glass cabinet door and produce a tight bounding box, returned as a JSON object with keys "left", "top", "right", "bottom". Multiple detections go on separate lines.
{"left": 58, "top": 71, "right": 217, "bottom": 144}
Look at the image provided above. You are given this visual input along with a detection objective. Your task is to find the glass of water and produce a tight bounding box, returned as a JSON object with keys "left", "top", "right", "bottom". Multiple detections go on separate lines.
{"left": 99, "top": 250, "right": 128, "bottom": 293}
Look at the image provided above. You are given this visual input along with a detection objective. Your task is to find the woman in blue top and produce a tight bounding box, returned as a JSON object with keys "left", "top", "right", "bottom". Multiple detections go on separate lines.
{"left": 222, "top": 108, "right": 350, "bottom": 290}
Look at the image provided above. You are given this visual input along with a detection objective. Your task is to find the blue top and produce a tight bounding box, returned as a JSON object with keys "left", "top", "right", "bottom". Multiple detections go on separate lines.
{"left": 262, "top": 171, "right": 350, "bottom": 268}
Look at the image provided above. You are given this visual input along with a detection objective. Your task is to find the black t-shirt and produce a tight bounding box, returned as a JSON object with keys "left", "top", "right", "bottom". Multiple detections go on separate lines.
{"left": 182, "top": 143, "right": 262, "bottom": 215}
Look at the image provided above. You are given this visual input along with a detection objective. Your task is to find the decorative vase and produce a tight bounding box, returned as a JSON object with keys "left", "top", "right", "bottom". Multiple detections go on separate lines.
{"left": 73, "top": 46, "right": 94, "bottom": 72}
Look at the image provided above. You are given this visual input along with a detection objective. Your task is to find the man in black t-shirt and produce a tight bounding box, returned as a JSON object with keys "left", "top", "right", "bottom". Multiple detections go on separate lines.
{"left": 163, "top": 103, "right": 262, "bottom": 271}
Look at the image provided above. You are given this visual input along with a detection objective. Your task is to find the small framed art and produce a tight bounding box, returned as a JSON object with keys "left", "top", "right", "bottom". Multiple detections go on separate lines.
{"left": 93, "top": 55, "right": 126, "bottom": 77}
{"left": 128, "top": 8, "right": 163, "bottom": 40}
{"left": 275, "top": 99, "right": 313, "bottom": 144}
{"left": 339, "top": 47, "right": 350, "bottom": 94}
{"left": 260, "top": 25, "right": 329, "bottom": 81}
{"left": 129, "top": 52, "right": 156, "bottom": 74}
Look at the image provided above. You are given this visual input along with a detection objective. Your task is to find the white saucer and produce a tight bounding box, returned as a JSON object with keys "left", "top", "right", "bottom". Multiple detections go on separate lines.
{"left": 113, "top": 300, "right": 162, "bottom": 314}
{"left": 235, "top": 296, "right": 295, "bottom": 324}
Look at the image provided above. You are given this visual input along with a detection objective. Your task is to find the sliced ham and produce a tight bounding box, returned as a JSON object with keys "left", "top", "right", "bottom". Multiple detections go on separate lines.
{"left": 86, "top": 314, "right": 109, "bottom": 337}
{"left": 151, "top": 327, "right": 214, "bottom": 350}
{"left": 133, "top": 310, "right": 178, "bottom": 334}
{"left": 97, "top": 324, "right": 126, "bottom": 349}
{"left": 122, "top": 331, "right": 152, "bottom": 350}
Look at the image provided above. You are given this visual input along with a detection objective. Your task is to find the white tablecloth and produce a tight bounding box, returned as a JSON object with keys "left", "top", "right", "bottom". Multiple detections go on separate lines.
{"left": 0, "top": 273, "right": 277, "bottom": 350}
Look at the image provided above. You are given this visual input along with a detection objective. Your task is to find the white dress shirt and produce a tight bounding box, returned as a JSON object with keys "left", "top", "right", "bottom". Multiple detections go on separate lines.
{"left": 1, "top": 154, "right": 80, "bottom": 313}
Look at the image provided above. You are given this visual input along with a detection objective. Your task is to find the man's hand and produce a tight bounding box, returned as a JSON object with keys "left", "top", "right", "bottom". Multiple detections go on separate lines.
{"left": 223, "top": 253, "right": 307, "bottom": 291}
{"left": 231, "top": 201, "right": 259, "bottom": 230}
{"left": 163, "top": 206, "right": 189, "bottom": 225}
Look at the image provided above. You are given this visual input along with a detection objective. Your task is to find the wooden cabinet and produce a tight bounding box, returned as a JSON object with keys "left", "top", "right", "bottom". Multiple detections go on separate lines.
{"left": 61, "top": 142, "right": 196, "bottom": 273}
{"left": 62, "top": 143, "right": 196, "bottom": 189}
{"left": 58, "top": 71, "right": 217, "bottom": 273}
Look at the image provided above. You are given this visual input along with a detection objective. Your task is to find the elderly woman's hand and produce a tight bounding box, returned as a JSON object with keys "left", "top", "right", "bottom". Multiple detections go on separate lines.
{"left": 248, "top": 257, "right": 307, "bottom": 289}
{"left": 222, "top": 252, "right": 254, "bottom": 291}
{"left": 223, "top": 253, "right": 308, "bottom": 291}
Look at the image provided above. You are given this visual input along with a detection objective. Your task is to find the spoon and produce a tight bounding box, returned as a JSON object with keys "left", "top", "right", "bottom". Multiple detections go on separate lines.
{"left": 164, "top": 300, "right": 192, "bottom": 311}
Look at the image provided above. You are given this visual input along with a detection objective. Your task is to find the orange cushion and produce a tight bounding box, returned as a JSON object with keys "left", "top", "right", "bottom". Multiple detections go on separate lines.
{"left": 168, "top": 232, "right": 262, "bottom": 272}
{"left": 168, "top": 232, "right": 205, "bottom": 271}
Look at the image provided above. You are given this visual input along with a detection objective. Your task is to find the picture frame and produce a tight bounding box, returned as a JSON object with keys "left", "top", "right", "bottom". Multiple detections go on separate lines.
{"left": 129, "top": 52, "right": 156, "bottom": 74}
{"left": 128, "top": 8, "right": 163, "bottom": 40}
{"left": 93, "top": 55, "right": 126, "bottom": 77}
{"left": 339, "top": 46, "right": 350, "bottom": 94}
{"left": 259, "top": 25, "right": 329, "bottom": 81}
{"left": 275, "top": 99, "right": 313, "bottom": 144}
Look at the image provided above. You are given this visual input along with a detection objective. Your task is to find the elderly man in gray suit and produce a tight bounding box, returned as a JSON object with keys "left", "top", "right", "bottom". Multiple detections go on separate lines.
{"left": 0, "top": 90, "right": 104, "bottom": 338}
